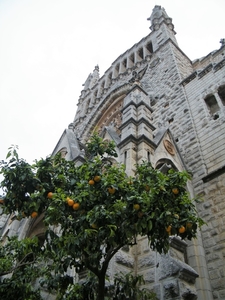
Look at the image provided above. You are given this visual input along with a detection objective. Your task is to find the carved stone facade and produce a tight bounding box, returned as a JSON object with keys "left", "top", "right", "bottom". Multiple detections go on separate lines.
{"left": 1, "top": 5, "right": 225, "bottom": 299}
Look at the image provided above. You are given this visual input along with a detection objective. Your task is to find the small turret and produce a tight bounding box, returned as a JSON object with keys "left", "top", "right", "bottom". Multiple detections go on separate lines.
{"left": 90, "top": 65, "right": 99, "bottom": 88}
{"left": 82, "top": 65, "right": 100, "bottom": 91}
{"left": 147, "top": 5, "right": 178, "bottom": 50}
{"left": 147, "top": 5, "right": 175, "bottom": 33}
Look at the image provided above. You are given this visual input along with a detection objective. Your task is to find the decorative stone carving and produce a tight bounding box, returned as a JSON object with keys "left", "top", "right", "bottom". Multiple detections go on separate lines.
{"left": 163, "top": 139, "right": 175, "bottom": 155}
{"left": 96, "top": 99, "right": 123, "bottom": 134}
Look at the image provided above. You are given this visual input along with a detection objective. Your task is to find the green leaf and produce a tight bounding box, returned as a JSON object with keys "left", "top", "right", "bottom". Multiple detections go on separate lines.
{"left": 148, "top": 220, "right": 152, "bottom": 231}
{"left": 6, "top": 151, "right": 11, "bottom": 159}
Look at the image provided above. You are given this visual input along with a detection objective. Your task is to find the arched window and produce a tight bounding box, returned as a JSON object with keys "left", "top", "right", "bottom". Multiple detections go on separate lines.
{"left": 58, "top": 147, "right": 68, "bottom": 158}
{"left": 138, "top": 47, "right": 144, "bottom": 60}
{"left": 26, "top": 213, "right": 46, "bottom": 247}
{"left": 146, "top": 41, "right": 153, "bottom": 54}
{"left": 218, "top": 85, "right": 225, "bottom": 106}
{"left": 122, "top": 58, "right": 127, "bottom": 69}
{"left": 129, "top": 53, "right": 134, "bottom": 64}
{"left": 204, "top": 94, "right": 219, "bottom": 115}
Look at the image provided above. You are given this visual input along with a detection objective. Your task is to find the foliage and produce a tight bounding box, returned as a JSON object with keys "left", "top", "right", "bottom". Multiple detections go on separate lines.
{"left": 0, "top": 236, "right": 42, "bottom": 300}
{"left": 0, "top": 134, "right": 204, "bottom": 299}
{"left": 59, "top": 272, "right": 156, "bottom": 300}
{"left": 110, "top": 272, "right": 157, "bottom": 299}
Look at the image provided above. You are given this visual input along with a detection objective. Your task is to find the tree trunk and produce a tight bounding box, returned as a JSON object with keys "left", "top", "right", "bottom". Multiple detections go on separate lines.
{"left": 98, "top": 272, "right": 106, "bottom": 300}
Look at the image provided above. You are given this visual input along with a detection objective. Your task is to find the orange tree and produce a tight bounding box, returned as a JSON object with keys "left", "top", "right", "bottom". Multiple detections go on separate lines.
{"left": 0, "top": 134, "right": 204, "bottom": 299}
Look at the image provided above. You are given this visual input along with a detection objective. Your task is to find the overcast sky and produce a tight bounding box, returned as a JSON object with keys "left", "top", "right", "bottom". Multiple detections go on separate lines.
{"left": 0, "top": 0, "right": 224, "bottom": 165}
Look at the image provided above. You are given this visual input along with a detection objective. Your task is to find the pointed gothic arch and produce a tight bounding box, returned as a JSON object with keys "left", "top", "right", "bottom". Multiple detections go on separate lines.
{"left": 26, "top": 212, "right": 46, "bottom": 246}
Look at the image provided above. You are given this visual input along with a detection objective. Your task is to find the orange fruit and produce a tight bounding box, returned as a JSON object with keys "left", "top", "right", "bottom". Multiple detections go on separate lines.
{"left": 186, "top": 222, "right": 192, "bottom": 229}
{"left": 0, "top": 199, "right": 4, "bottom": 204}
{"left": 145, "top": 185, "right": 150, "bottom": 191}
{"left": 166, "top": 225, "right": 172, "bottom": 232}
{"left": 67, "top": 198, "right": 74, "bottom": 206}
{"left": 179, "top": 226, "right": 186, "bottom": 234}
{"left": 108, "top": 187, "right": 116, "bottom": 194}
{"left": 94, "top": 175, "right": 101, "bottom": 182}
{"left": 89, "top": 179, "right": 95, "bottom": 185}
{"left": 91, "top": 223, "right": 98, "bottom": 229}
{"left": 133, "top": 204, "right": 140, "bottom": 211}
{"left": 172, "top": 188, "right": 179, "bottom": 195}
{"left": 73, "top": 203, "right": 80, "bottom": 210}
{"left": 47, "top": 192, "right": 53, "bottom": 199}
{"left": 31, "top": 211, "right": 38, "bottom": 218}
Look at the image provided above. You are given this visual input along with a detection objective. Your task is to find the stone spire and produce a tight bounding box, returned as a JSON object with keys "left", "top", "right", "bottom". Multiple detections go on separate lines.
{"left": 146, "top": 5, "right": 177, "bottom": 50}
{"left": 82, "top": 65, "right": 100, "bottom": 90}
{"left": 220, "top": 38, "right": 225, "bottom": 47}
{"left": 89, "top": 65, "right": 99, "bottom": 88}
{"left": 147, "top": 5, "right": 175, "bottom": 33}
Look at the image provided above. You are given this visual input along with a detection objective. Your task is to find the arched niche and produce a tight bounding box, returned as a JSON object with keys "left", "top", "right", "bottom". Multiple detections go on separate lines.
{"left": 26, "top": 212, "right": 46, "bottom": 246}
{"left": 95, "top": 95, "right": 124, "bottom": 135}
{"left": 58, "top": 147, "right": 68, "bottom": 158}
{"left": 155, "top": 158, "right": 179, "bottom": 173}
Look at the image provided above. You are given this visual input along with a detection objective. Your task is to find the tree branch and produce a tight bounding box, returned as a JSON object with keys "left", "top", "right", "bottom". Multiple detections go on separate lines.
{"left": 102, "top": 244, "right": 124, "bottom": 274}
{"left": 0, "top": 253, "right": 36, "bottom": 277}
{"left": 86, "top": 263, "right": 100, "bottom": 277}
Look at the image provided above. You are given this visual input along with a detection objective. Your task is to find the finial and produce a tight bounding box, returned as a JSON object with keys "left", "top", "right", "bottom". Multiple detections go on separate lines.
{"left": 94, "top": 65, "right": 99, "bottom": 72}
{"left": 89, "top": 65, "right": 100, "bottom": 88}
{"left": 147, "top": 5, "right": 174, "bottom": 32}
{"left": 68, "top": 123, "right": 75, "bottom": 131}
{"left": 220, "top": 39, "right": 225, "bottom": 47}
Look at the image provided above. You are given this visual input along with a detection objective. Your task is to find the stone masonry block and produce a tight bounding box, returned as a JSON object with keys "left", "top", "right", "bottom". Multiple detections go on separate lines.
{"left": 115, "top": 251, "right": 134, "bottom": 268}
{"left": 209, "top": 269, "right": 220, "bottom": 280}
{"left": 163, "top": 280, "right": 179, "bottom": 299}
{"left": 211, "top": 278, "right": 225, "bottom": 291}
{"left": 138, "top": 254, "right": 155, "bottom": 270}
{"left": 143, "top": 268, "right": 155, "bottom": 283}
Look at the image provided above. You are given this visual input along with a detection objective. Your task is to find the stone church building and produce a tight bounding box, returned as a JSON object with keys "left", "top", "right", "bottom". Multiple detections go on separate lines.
{"left": 1, "top": 5, "right": 225, "bottom": 300}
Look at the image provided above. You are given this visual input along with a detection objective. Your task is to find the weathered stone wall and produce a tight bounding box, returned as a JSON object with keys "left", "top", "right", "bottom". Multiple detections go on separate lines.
{"left": 197, "top": 174, "right": 225, "bottom": 299}
{"left": 182, "top": 51, "right": 225, "bottom": 299}
{"left": 135, "top": 236, "right": 199, "bottom": 299}
{"left": 183, "top": 60, "right": 225, "bottom": 174}
{"left": 192, "top": 47, "right": 225, "bottom": 70}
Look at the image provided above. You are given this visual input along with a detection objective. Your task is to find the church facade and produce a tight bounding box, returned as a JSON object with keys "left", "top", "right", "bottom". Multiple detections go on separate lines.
{"left": 1, "top": 5, "right": 225, "bottom": 299}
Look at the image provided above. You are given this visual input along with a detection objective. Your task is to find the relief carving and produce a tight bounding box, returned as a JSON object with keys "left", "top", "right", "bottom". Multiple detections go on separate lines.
{"left": 163, "top": 139, "right": 175, "bottom": 155}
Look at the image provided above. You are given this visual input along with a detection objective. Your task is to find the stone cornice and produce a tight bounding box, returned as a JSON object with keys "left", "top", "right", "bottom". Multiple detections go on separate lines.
{"left": 119, "top": 117, "right": 155, "bottom": 131}
{"left": 118, "top": 134, "right": 156, "bottom": 149}
{"left": 181, "top": 58, "right": 225, "bottom": 86}
{"left": 180, "top": 72, "right": 197, "bottom": 86}
{"left": 202, "top": 165, "right": 225, "bottom": 183}
{"left": 121, "top": 100, "right": 153, "bottom": 113}
{"left": 127, "top": 83, "right": 149, "bottom": 96}
{"left": 214, "top": 58, "right": 225, "bottom": 72}
{"left": 198, "top": 64, "right": 213, "bottom": 78}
